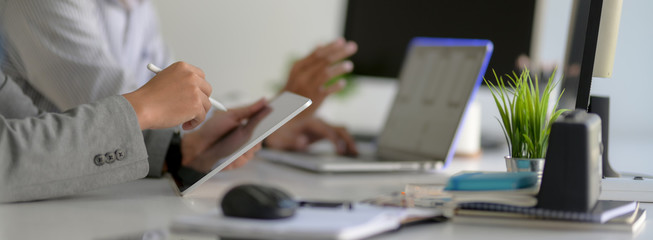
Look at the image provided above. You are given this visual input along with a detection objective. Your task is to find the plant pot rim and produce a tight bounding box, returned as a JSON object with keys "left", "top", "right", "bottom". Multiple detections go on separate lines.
{"left": 504, "top": 155, "right": 545, "bottom": 160}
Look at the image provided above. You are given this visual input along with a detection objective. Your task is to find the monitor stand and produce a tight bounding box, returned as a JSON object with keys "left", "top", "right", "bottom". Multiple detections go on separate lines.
{"left": 601, "top": 178, "right": 653, "bottom": 202}
{"left": 588, "top": 95, "right": 620, "bottom": 177}
{"left": 591, "top": 95, "right": 653, "bottom": 202}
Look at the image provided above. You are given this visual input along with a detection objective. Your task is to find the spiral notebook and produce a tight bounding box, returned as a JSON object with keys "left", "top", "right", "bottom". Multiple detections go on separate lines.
{"left": 454, "top": 208, "right": 645, "bottom": 232}
{"left": 456, "top": 200, "right": 638, "bottom": 223}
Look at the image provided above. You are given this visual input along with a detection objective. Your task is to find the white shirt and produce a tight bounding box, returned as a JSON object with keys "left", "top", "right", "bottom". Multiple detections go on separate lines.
{"left": 0, "top": 0, "right": 172, "bottom": 111}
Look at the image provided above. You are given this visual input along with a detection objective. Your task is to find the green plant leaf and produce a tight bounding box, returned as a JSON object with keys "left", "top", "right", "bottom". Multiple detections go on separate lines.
{"left": 485, "top": 66, "right": 569, "bottom": 159}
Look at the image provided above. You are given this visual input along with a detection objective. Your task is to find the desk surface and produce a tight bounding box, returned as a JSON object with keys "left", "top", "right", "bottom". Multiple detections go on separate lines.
{"left": 0, "top": 147, "right": 650, "bottom": 240}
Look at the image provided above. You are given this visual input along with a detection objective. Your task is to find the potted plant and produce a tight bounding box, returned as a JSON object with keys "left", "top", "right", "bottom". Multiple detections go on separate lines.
{"left": 484, "top": 67, "right": 568, "bottom": 176}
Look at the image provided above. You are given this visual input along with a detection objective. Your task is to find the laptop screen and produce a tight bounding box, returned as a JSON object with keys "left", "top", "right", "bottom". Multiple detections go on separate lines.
{"left": 377, "top": 38, "right": 493, "bottom": 168}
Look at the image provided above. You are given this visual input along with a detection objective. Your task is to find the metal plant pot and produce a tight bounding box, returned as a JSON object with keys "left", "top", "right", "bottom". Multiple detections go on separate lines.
{"left": 505, "top": 156, "right": 545, "bottom": 182}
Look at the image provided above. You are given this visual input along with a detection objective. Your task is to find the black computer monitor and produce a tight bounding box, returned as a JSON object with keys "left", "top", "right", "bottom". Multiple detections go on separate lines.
{"left": 559, "top": 0, "right": 623, "bottom": 111}
{"left": 558, "top": 0, "right": 604, "bottom": 111}
{"left": 343, "top": 0, "right": 536, "bottom": 82}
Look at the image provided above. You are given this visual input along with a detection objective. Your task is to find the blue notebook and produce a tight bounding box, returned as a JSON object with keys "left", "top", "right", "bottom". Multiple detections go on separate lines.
{"left": 445, "top": 172, "right": 538, "bottom": 191}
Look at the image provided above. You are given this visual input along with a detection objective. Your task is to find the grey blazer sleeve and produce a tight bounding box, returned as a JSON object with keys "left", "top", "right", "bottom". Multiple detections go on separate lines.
{"left": 0, "top": 96, "right": 149, "bottom": 203}
{"left": 0, "top": 73, "right": 172, "bottom": 180}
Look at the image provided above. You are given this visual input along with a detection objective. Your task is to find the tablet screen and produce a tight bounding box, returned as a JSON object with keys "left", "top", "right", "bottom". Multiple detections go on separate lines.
{"left": 171, "top": 92, "right": 311, "bottom": 195}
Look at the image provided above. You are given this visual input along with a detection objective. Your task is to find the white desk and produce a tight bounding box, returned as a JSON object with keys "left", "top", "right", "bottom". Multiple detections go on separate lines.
{"left": 0, "top": 147, "right": 650, "bottom": 240}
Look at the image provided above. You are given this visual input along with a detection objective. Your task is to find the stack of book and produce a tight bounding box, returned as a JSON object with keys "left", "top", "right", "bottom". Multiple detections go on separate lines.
{"left": 454, "top": 200, "right": 645, "bottom": 232}
{"left": 440, "top": 172, "right": 645, "bottom": 232}
{"left": 368, "top": 171, "right": 645, "bottom": 232}
{"left": 443, "top": 171, "right": 540, "bottom": 207}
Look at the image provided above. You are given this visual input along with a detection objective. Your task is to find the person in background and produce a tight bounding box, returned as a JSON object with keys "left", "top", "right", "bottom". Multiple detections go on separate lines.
{"left": 0, "top": 62, "right": 263, "bottom": 203}
{"left": 0, "top": 0, "right": 359, "bottom": 174}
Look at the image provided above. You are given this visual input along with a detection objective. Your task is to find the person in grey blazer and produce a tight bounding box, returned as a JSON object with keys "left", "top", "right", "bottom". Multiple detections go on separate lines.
{"left": 0, "top": 0, "right": 360, "bottom": 159}
{"left": 0, "top": 62, "right": 261, "bottom": 203}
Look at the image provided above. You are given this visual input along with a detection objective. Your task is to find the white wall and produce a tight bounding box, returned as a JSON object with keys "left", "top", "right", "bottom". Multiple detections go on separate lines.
{"left": 590, "top": 0, "right": 653, "bottom": 174}
{"left": 151, "top": 0, "right": 345, "bottom": 106}
{"left": 529, "top": 0, "right": 573, "bottom": 72}
{"left": 591, "top": 0, "right": 653, "bottom": 138}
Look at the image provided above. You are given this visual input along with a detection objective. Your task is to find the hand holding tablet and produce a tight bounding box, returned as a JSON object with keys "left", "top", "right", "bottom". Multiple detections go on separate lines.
{"left": 171, "top": 91, "right": 312, "bottom": 195}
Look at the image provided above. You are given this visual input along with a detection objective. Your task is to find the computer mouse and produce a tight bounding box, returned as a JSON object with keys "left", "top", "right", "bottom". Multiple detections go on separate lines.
{"left": 220, "top": 184, "right": 298, "bottom": 219}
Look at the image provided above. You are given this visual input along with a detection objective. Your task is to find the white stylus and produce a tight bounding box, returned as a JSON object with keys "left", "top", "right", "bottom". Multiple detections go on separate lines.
{"left": 147, "top": 63, "right": 228, "bottom": 112}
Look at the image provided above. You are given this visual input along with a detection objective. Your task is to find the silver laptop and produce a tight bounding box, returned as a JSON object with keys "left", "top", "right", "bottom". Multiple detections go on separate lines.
{"left": 260, "top": 37, "right": 494, "bottom": 172}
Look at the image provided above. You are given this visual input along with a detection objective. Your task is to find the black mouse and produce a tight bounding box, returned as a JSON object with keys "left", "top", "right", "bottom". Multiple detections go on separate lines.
{"left": 220, "top": 184, "right": 298, "bottom": 219}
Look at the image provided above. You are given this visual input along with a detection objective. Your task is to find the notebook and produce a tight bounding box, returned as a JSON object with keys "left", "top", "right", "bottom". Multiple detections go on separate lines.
{"left": 260, "top": 37, "right": 494, "bottom": 173}
{"left": 454, "top": 208, "right": 646, "bottom": 232}
{"left": 444, "top": 172, "right": 538, "bottom": 191}
{"left": 454, "top": 201, "right": 645, "bottom": 232}
{"left": 456, "top": 200, "right": 638, "bottom": 223}
{"left": 170, "top": 204, "right": 442, "bottom": 240}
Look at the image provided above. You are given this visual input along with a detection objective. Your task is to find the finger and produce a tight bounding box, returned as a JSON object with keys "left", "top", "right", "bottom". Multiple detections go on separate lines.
{"left": 305, "top": 119, "right": 341, "bottom": 151}
{"left": 323, "top": 79, "right": 347, "bottom": 95}
{"left": 315, "top": 37, "right": 346, "bottom": 60}
{"left": 244, "top": 149, "right": 255, "bottom": 159}
{"left": 182, "top": 111, "right": 205, "bottom": 131}
{"left": 243, "top": 106, "right": 271, "bottom": 133}
{"left": 201, "top": 94, "right": 212, "bottom": 114}
{"left": 169, "top": 61, "right": 206, "bottom": 79}
{"left": 294, "top": 135, "right": 310, "bottom": 151}
{"left": 197, "top": 77, "right": 212, "bottom": 97}
{"left": 230, "top": 98, "right": 267, "bottom": 120}
{"left": 292, "top": 45, "right": 327, "bottom": 72}
{"left": 290, "top": 38, "right": 340, "bottom": 74}
{"left": 182, "top": 119, "right": 199, "bottom": 131}
{"left": 334, "top": 126, "right": 358, "bottom": 156}
{"left": 195, "top": 96, "right": 208, "bottom": 123}
{"left": 296, "top": 60, "right": 331, "bottom": 86}
{"left": 181, "top": 61, "right": 206, "bottom": 79}
{"left": 183, "top": 96, "right": 209, "bottom": 131}
{"left": 223, "top": 163, "right": 234, "bottom": 171}
{"left": 324, "top": 41, "right": 358, "bottom": 63}
{"left": 252, "top": 143, "right": 263, "bottom": 152}
{"left": 236, "top": 148, "right": 257, "bottom": 167}
{"left": 292, "top": 38, "right": 346, "bottom": 78}
{"left": 225, "top": 156, "right": 245, "bottom": 171}
{"left": 264, "top": 130, "right": 294, "bottom": 151}
{"left": 301, "top": 51, "right": 354, "bottom": 86}
{"left": 232, "top": 156, "right": 246, "bottom": 169}
{"left": 326, "top": 60, "right": 354, "bottom": 79}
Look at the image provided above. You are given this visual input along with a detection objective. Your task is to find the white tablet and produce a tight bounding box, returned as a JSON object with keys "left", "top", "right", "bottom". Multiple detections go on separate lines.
{"left": 171, "top": 91, "right": 311, "bottom": 196}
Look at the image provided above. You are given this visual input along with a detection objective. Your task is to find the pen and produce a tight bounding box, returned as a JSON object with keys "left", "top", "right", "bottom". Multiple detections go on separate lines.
{"left": 298, "top": 200, "right": 354, "bottom": 210}
{"left": 147, "top": 63, "right": 228, "bottom": 112}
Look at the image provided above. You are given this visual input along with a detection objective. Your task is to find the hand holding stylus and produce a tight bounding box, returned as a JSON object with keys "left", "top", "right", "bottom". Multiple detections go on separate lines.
{"left": 147, "top": 63, "right": 228, "bottom": 112}
{"left": 124, "top": 62, "right": 212, "bottom": 130}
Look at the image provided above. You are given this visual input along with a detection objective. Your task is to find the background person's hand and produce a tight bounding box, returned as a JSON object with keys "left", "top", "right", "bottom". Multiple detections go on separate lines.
{"left": 123, "top": 61, "right": 211, "bottom": 130}
{"left": 282, "top": 37, "right": 358, "bottom": 116}
{"left": 180, "top": 99, "right": 269, "bottom": 172}
{"left": 265, "top": 117, "right": 358, "bottom": 156}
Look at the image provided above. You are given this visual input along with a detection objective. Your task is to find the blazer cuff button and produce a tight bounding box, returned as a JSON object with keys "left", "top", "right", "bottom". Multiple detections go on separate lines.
{"left": 94, "top": 154, "right": 106, "bottom": 166}
{"left": 105, "top": 152, "right": 116, "bottom": 164}
{"left": 115, "top": 149, "right": 125, "bottom": 161}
